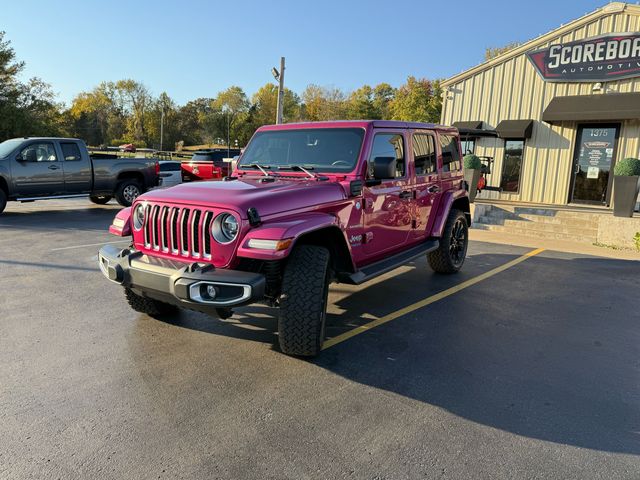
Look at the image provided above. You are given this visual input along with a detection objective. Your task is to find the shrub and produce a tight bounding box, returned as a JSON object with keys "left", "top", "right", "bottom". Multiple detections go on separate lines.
{"left": 614, "top": 158, "right": 640, "bottom": 176}
{"left": 634, "top": 232, "right": 640, "bottom": 252}
{"left": 463, "top": 154, "right": 482, "bottom": 170}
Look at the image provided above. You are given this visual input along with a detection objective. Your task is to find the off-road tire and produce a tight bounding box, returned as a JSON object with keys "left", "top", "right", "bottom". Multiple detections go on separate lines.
{"left": 278, "top": 245, "right": 331, "bottom": 357}
{"left": 0, "top": 189, "right": 6, "bottom": 214}
{"left": 124, "top": 288, "right": 177, "bottom": 317}
{"left": 428, "top": 209, "right": 468, "bottom": 274}
{"left": 115, "top": 180, "right": 142, "bottom": 207}
{"left": 89, "top": 195, "right": 112, "bottom": 205}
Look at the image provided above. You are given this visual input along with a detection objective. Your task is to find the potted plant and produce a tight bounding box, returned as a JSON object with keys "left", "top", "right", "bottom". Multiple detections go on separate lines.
{"left": 613, "top": 157, "right": 640, "bottom": 217}
{"left": 463, "top": 154, "right": 482, "bottom": 202}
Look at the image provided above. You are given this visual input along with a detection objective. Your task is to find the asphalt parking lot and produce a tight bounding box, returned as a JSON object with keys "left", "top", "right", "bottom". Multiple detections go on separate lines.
{"left": 1, "top": 199, "right": 639, "bottom": 480}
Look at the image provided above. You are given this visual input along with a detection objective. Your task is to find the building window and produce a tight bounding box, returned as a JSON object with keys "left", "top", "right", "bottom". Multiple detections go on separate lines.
{"left": 412, "top": 133, "right": 436, "bottom": 175}
{"left": 369, "top": 133, "right": 405, "bottom": 178}
{"left": 461, "top": 138, "right": 475, "bottom": 155}
{"left": 438, "top": 134, "right": 461, "bottom": 172}
{"left": 500, "top": 139, "right": 524, "bottom": 193}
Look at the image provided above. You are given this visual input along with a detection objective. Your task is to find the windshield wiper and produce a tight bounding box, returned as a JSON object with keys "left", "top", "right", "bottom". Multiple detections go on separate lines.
{"left": 243, "top": 163, "right": 273, "bottom": 177}
{"left": 277, "top": 164, "right": 317, "bottom": 179}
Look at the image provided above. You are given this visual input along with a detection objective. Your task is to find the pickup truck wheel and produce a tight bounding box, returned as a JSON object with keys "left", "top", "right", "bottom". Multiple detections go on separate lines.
{"left": 89, "top": 195, "right": 112, "bottom": 205}
{"left": 115, "top": 180, "right": 142, "bottom": 207}
{"left": 278, "top": 245, "right": 331, "bottom": 357}
{"left": 124, "top": 288, "right": 177, "bottom": 317}
{"left": 0, "top": 189, "right": 6, "bottom": 214}
{"left": 428, "top": 209, "right": 468, "bottom": 274}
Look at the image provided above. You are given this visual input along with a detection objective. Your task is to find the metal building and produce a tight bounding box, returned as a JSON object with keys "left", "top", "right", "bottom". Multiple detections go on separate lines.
{"left": 441, "top": 2, "right": 640, "bottom": 207}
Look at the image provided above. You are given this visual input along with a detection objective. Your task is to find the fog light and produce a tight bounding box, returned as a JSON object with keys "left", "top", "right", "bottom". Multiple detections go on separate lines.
{"left": 206, "top": 284, "right": 218, "bottom": 299}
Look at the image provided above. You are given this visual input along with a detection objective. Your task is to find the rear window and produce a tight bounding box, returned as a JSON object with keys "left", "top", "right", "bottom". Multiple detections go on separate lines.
{"left": 61, "top": 142, "right": 82, "bottom": 161}
{"left": 439, "top": 134, "right": 461, "bottom": 172}
{"left": 159, "top": 162, "right": 181, "bottom": 172}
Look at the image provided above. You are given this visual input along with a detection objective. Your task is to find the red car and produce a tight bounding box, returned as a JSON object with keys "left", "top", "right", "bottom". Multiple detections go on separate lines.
{"left": 100, "top": 121, "right": 470, "bottom": 357}
{"left": 181, "top": 149, "right": 240, "bottom": 181}
{"left": 119, "top": 143, "right": 136, "bottom": 153}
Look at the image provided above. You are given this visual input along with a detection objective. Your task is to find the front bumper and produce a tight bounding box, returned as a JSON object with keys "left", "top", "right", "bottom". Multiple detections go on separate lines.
{"left": 98, "top": 244, "right": 265, "bottom": 312}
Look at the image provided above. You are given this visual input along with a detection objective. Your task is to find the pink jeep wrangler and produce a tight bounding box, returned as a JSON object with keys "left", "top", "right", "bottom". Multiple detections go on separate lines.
{"left": 99, "top": 121, "right": 471, "bottom": 356}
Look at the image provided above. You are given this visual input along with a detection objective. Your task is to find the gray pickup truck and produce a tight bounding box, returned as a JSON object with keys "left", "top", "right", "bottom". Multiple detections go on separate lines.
{"left": 0, "top": 137, "right": 160, "bottom": 214}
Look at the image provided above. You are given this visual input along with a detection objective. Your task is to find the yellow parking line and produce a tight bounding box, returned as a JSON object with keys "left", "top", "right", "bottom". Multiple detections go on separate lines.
{"left": 322, "top": 247, "right": 545, "bottom": 350}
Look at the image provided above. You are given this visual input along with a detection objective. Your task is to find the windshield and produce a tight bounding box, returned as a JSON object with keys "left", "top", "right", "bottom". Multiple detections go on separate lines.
{"left": 0, "top": 139, "right": 23, "bottom": 159}
{"left": 239, "top": 128, "right": 364, "bottom": 173}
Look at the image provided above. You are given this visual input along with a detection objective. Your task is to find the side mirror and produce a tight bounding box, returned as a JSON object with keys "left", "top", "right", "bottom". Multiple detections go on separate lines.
{"left": 373, "top": 156, "right": 396, "bottom": 180}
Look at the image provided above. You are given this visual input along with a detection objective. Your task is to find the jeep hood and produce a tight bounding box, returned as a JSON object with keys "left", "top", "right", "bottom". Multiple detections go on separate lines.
{"left": 140, "top": 177, "right": 348, "bottom": 218}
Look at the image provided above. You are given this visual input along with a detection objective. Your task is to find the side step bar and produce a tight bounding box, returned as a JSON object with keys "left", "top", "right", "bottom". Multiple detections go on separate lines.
{"left": 17, "top": 194, "right": 90, "bottom": 202}
{"left": 339, "top": 239, "right": 439, "bottom": 285}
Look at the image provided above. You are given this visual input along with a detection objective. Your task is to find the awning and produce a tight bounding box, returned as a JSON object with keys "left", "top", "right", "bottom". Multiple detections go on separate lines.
{"left": 453, "top": 120, "right": 484, "bottom": 130}
{"left": 495, "top": 119, "right": 534, "bottom": 139}
{"left": 457, "top": 127, "right": 498, "bottom": 138}
{"left": 542, "top": 92, "right": 640, "bottom": 124}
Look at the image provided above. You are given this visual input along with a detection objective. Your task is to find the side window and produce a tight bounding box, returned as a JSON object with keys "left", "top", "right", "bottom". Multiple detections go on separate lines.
{"left": 369, "top": 133, "right": 405, "bottom": 178}
{"left": 439, "top": 134, "right": 461, "bottom": 172}
{"left": 18, "top": 143, "right": 58, "bottom": 162}
{"left": 412, "top": 134, "right": 436, "bottom": 175}
{"left": 159, "top": 162, "right": 181, "bottom": 172}
{"left": 61, "top": 142, "right": 82, "bottom": 161}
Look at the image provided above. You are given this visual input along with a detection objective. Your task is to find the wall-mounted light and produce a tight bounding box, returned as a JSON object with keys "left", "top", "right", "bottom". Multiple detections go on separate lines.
{"left": 592, "top": 82, "right": 603, "bottom": 92}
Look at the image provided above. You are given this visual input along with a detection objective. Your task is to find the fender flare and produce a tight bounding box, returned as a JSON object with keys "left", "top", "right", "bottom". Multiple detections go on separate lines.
{"left": 109, "top": 207, "right": 132, "bottom": 236}
{"left": 431, "top": 191, "right": 470, "bottom": 237}
{"left": 236, "top": 212, "right": 353, "bottom": 266}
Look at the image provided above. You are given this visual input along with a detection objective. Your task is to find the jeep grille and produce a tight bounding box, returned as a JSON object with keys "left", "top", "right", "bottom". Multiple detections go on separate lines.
{"left": 142, "top": 204, "right": 214, "bottom": 259}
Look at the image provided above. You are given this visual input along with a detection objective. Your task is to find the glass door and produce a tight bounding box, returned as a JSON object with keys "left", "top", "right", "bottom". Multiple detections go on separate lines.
{"left": 570, "top": 124, "right": 619, "bottom": 205}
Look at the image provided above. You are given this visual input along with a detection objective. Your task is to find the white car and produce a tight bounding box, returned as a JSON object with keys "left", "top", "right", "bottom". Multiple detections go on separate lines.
{"left": 158, "top": 161, "right": 183, "bottom": 188}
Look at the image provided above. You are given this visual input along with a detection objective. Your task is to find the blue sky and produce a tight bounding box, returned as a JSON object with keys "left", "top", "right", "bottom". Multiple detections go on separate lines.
{"left": 3, "top": 0, "right": 607, "bottom": 105}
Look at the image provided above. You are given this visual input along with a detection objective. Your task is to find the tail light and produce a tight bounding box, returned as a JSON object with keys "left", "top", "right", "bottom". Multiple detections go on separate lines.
{"left": 155, "top": 161, "right": 160, "bottom": 175}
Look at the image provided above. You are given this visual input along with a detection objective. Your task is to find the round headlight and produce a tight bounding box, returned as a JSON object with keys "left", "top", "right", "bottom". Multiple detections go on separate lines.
{"left": 133, "top": 203, "right": 146, "bottom": 230}
{"left": 212, "top": 213, "right": 239, "bottom": 244}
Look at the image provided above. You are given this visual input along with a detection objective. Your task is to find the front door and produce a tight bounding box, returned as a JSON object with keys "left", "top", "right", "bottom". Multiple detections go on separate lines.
{"left": 570, "top": 124, "right": 619, "bottom": 205}
{"left": 12, "top": 141, "right": 65, "bottom": 197}
{"left": 362, "top": 131, "right": 413, "bottom": 258}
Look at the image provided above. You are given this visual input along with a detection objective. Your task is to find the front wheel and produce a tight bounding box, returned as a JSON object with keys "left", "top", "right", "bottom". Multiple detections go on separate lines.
{"left": 278, "top": 245, "right": 331, "bottom": 357}
{"left": 89, "top": 195, "right": 112, "bottom": 205}
{"left": 428, "top": 209, "right": 468, "bottom": 274}
{"left": 115, "top": 180, "right": 142, "bottom": 207}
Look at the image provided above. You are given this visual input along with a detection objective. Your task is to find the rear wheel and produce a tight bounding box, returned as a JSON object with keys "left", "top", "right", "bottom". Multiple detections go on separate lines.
{"left": 278, "top": 245, "right": 331, "bottom": 357}
{"left": 89, "top": 195, "right": 112, "bottom": 205}
{"left": 124, "top": 288, "right": 177, "bottom": 317}
{"left": 0, "top": 189, "right": 6, "bottom": 214}
{"left": 115, "top": 180, "right": 142, "bottom": 207}
{"left": 428, "top": 209, "right": 468, "bottom": 274}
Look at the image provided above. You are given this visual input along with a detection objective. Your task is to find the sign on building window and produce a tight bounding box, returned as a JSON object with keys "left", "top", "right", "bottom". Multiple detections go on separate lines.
{"left": 527, "top": 33, "right": 640, "bottom": 82}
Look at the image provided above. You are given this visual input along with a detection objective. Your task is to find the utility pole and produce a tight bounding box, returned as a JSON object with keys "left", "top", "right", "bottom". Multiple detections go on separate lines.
{"left": 160, "top": 108, "right": 164, "bottom": 151}
{"left": 272, "top": 57, "right": 286, "bottom": 124}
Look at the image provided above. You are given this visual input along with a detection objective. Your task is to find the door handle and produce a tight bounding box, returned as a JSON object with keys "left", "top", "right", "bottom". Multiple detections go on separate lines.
{"left": 427, "top": 185, "right": 441, "bottom": 193}
{"left": 399, "top": 190, "right": 412, "bottom": 199}
{"left": 574, "top": 164, "right": 580, "bottom": 174}
{"left": 48, "top": 164, "right": 60, "bottom": 170}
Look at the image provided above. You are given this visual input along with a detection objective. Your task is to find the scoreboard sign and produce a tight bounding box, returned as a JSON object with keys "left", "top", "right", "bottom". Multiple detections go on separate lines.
{"left": 527, "top": 32, "right": 640, "bottom": 82}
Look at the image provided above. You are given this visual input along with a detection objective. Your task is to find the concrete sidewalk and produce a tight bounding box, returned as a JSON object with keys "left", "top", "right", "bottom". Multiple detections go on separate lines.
{"left": 470, "top": 228, "right": 640, "bottom": 261}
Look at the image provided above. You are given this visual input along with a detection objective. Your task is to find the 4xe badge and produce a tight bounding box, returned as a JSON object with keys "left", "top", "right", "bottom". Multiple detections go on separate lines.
{"left": 527, "top": 32, "right": 640, "bottom": 83}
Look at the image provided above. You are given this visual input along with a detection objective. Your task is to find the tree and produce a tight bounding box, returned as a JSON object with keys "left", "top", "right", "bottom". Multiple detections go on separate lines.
{"left": 345, "top": 85, "right": 379, "bottom": 120}
{"left": 372, "top": 83, "right": 396, "bottom": 119}
{"left": 301, "top": 84, "right": 346, "bottom": 121}
{"left": 208, "top": 86, "right": 251, "bottom": 146}
{"left": 485, "top": 42, "right": 521, "bottom": 61}
{"left": 251, "top": 83, "right": 301, "bottom": 126}
{"left": 388, "top": 76, "right": 442, "bottom": 123}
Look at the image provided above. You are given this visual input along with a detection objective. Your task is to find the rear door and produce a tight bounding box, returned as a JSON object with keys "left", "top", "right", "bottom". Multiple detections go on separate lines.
{"left": 60, "top": 141, "right": 92, "bottom": 193}
{"left": 12, "top": 141, "right": 65, "bottom": 197}
{"left": 411, "top": 130, "right": 441, "bottom": 240}
{"left": 362, "top": 130, "right": 413, "bottom": 258}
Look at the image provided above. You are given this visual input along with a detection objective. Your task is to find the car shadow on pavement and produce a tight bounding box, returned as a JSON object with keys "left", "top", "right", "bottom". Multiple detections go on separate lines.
{"left": 0, "top": 204, "right": 119, "bottom": 231}
{"left": 316, "top": 253, "right": 640, "bottom": 456}
{"left": 131, "top": 251, "right": 640, "bottom": 455}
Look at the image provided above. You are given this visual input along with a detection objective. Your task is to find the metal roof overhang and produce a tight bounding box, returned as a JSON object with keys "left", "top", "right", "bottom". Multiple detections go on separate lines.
{"left": 495, "top": 120, "right": 534, "bottom": 139}
{"left": 453, "top": 120, "right": 484, "bottom": 130}
{"left": 542, "top": 93, "right": 640, "bottom": 124}
{"left": 456, "top": 127, "right": 498, "bottom": 138}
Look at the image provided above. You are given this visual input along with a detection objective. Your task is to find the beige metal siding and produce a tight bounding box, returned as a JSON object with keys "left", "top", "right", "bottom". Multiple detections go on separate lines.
{"left": 441, "top": 4, "right": 640, "bottom": 205}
